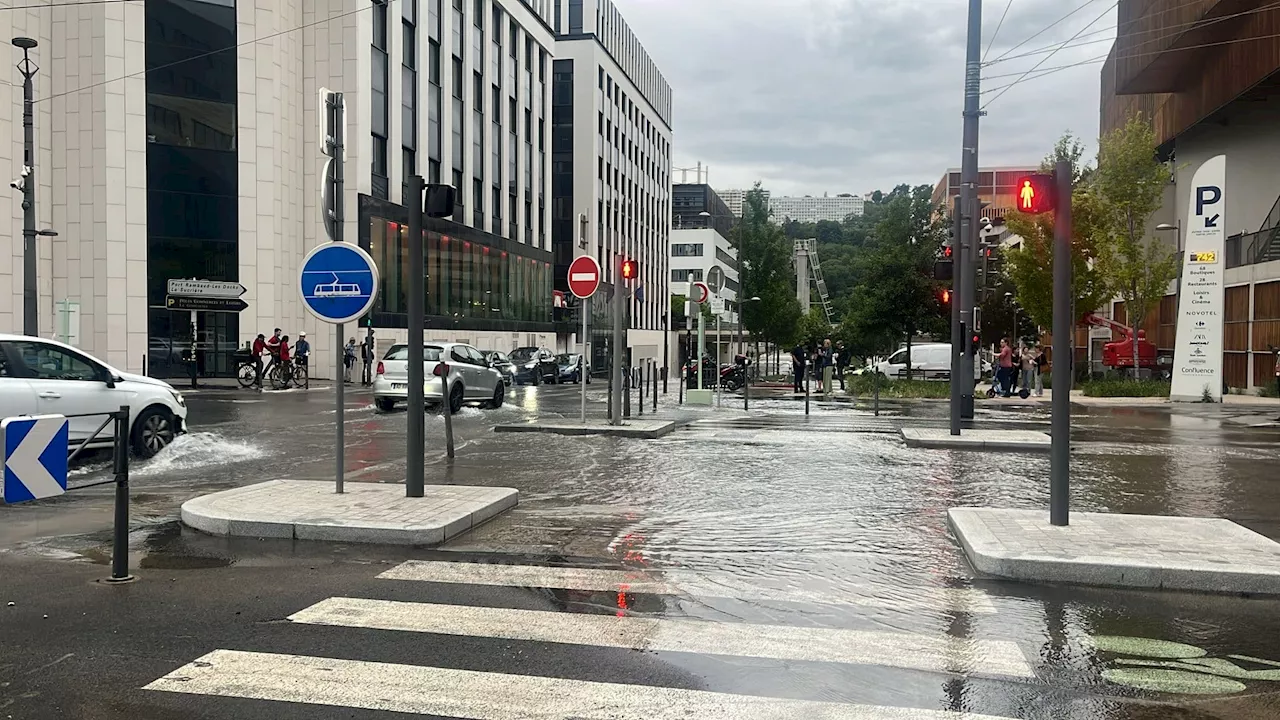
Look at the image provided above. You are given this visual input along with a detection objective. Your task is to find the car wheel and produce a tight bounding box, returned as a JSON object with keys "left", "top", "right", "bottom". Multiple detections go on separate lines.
{"left": 375, "top": 397, "right": 396, "bottom": 412}
{"left": 486, "top": 383, "right": 505, "bottom": 409}
{"left": 131, "top": 406, "right": 177, "bottom": 458}
{"left": 449, "top": 382, "right": 465, "bottom": 414}
{"left": 532, "top": 371, "right": 541, "bottom": 386}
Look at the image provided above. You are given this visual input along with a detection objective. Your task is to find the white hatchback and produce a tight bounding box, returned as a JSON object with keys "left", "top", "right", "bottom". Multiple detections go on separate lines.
{"left": 0, "top": 334, "right": 189, "bottom": 458}
{"left": 372, "top": 342, "right": 505, "bottom": 413}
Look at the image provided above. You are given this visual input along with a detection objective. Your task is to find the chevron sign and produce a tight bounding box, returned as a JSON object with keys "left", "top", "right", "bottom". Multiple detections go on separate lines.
{"left": 2, "top": 415, "right": 69, "bottom": 504}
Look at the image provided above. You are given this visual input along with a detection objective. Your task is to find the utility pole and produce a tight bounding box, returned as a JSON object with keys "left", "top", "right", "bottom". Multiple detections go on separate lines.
{"left": 949, "top": 196, "right": 963, "bottom": 436}
{"left": 406, "top": 175, "right": 425, "bottom": 497}
{"left": 14, "top": 37, "right": 39, "bottom": 337}
{"left": 957, "top": 0, "right": 983, "bottom": 420}
{"left": 1050, "top": 161, "right": 1072, "bottom": 526}
{"left": 610, "top": 258, "right": 626, "bottom": 426}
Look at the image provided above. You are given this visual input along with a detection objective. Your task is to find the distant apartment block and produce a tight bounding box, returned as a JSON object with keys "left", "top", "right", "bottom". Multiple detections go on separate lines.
{"left": 717, "top": 188, "right": 769, "bottom": 218}
{"left": 768, "top": 194, "right": 865, "bottom": 224}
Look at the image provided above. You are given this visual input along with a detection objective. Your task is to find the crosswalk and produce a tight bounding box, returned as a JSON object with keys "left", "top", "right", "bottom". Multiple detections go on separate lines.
{"left": 143, "top": 559, "right": 1032, "bottom": 719}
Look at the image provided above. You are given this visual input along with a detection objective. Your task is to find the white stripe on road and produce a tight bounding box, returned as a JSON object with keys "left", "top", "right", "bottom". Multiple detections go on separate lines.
{"left": 145, "top": 649, "right": 1021, "bottom": 719}
{"left": 288, "top": 597, "right": 1034, "bottom": 678}
{"left": 377, "top": 560, "right": 997, "bottom": 614}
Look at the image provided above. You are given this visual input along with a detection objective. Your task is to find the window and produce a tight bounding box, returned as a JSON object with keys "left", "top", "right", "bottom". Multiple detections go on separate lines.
{"left": 372, "top": 136, "right": 388, "bottom": 176}
{"left": 568, "top": 0, "right": 582, "bottom": 33}
{"left": 11, "top": 341, "right": 100, "bottom": 382}
{"left": 671, "top": 269, "right": 703, "bottom": 282}
{"left": 474, "top": 177, "right": 484, "bottom": 227}
{"left": 672, "top": 243, "right": 703, "bottom": 257}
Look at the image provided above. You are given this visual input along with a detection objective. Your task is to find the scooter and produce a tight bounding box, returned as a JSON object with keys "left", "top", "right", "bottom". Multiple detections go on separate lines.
{"left": 719, "top": 355, "right": 751, "bottom": 391}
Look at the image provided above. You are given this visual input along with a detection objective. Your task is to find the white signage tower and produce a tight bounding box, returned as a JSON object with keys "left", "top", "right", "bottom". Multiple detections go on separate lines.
{"left": 1170, "top": 155, "right": 1227, "bottom": 402}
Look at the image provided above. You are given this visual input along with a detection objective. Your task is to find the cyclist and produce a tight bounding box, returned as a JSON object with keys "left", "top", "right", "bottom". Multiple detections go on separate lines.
{"left": 261, "top": 328, "right": 282, "bottom": 383}
{"left": 251, "top": 333, "right": 267, "bottom": 389}
{"left": 277, "top": 334, "right": 293, "bottom": 387}
{"left": 295, "top": 331, "right": 310, "bottom": 373}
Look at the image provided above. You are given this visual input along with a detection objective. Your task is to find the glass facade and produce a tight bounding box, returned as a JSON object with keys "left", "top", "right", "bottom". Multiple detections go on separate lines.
{"left": 145, "top": 0, "right": 239, "bottom": 379}
{"left": 361, "top": 195, "right": 554, "bottom": 331}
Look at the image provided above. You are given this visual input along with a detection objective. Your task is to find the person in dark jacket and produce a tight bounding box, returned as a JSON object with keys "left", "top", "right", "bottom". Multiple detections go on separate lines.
{"left": 791, "top": 343, "right": 807, "bottom": 393}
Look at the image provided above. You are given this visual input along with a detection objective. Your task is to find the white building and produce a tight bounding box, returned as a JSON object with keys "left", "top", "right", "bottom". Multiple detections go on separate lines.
{"left": 550, "top": 0, "right": 673, "bottom": 371}
{"left": 769, "top": 194, "right": 864, "bottom": 224}
{"left": 0, "top": 0, "right": 562, "bottom": 382}
{"left": 717, "top": 188, "right": 769, "bottom": 218}
{"left": 670, "top": 228, "right": 738, "bottom": 324}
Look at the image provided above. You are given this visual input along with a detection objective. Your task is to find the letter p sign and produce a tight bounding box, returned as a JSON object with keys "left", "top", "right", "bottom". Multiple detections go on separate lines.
{"left": 1196, "top": 185, "right": 1222, "bottom": 228}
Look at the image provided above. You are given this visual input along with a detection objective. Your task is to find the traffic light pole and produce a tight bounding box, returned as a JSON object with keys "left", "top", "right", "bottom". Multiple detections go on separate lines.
{"left": 949, "top": 196, "right": 962, "bottom": 436}
{"left": 1050, "top": 160, "right": 1072, "bottom": 526}
{"left": 406, "top": 175, "right": 425, "bottom": 497}
{"left": 611, "top": 259, "right": 625, "bottom": 426}
{"left": 957, "top": 0, "right": 982, "bottom": 421}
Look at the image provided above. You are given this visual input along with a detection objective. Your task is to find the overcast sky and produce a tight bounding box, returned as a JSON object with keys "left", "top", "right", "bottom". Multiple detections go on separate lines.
{"left": 616, "top": 0, "right": 1117, "bottom": 197}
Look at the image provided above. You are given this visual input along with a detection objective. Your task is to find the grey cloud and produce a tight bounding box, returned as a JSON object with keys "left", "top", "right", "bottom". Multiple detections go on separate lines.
{"left": 616, "top": 0, "right": 1114, "bottom": 195}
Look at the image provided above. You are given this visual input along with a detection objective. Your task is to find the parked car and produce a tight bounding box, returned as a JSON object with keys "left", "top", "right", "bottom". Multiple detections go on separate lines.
{"left": 858, "top": 343, "right": 989, "bottom": 381}
{"left": 372, "top": 342, "right": 505, "bottom": 413}
{"left": 508, "top": 347, "right": 559, "bottom": 385}
{"left": 0, "top": 334, "right": 188, "bottom": 458}
{"left": 555, "top": 353, "right": 589, "bottom": 384}
{"left": 481, "top": 350, "right": 515, "bottom": 386}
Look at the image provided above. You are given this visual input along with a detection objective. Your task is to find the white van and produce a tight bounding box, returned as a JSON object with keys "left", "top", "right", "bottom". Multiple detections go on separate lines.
{"left": 870, "top": 343, "right": 988, "bottom": 381}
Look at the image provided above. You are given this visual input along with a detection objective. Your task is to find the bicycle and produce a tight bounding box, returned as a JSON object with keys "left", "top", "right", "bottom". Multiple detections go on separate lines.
{"left": 233, "top": 349, "right": 259, "bottom": 389}
{"left": 267, "top": 358, "right": 308, "bottom": 390}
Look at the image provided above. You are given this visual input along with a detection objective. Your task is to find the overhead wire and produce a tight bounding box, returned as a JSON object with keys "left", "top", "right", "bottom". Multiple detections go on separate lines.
{"left": 983, "top": 0, "right": 1017, "bottom": 62}
{"left": 0, "top": 0, "right": 140, "bottom": 10}
{"left": 985, "top": 0, "right": 1106, "bottom": 65}
{"left": 982, "top": 1, "right": 1117, "bottom": 110}
{"left": 34, "top": 0, "right": 391, "bottom": 104}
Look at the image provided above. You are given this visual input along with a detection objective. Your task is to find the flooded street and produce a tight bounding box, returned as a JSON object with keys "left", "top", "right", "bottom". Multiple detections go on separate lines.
{"left": 4, "top": 383, "right": 1280, "bottom": 718}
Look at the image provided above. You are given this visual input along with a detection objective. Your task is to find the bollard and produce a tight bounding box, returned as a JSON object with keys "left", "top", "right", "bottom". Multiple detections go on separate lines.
{"left": 678, "top": 365, "right": 684, "bottom": 404}
{"left": 744, "top": 363, "right": 750, "bottom": 411}
{"left": 638, "top": 365, "right": 645, "bottom": 417}
{"left": 652, "top": 362, "right": 658, "bottom": 411}
{"left": 624, "top": 368, "right": 631, "bottom": 418}
{"left": 607, "top": 366, "right": 614, "bottom": 421}
{"left": 441, "top": 373, "right": 455, "bottom": 459}
{"left": 874, "top": 371, "right": 881, "bottom": 416}
{"left": 805, "top": 374, "right": 810, "bottom": 415}
{"left": 107, "top": 405, "right": 133, "bottom": 583}
{"left": 662, "top": 364, "right": 668, "bottom": 394}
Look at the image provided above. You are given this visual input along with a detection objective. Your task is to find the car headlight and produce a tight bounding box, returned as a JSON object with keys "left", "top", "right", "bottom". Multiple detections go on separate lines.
{"left": 504, "top": 366, "right": 515, "bottom": 374}
{"left": 169, "top": 389, "right": 185, "bottom": 407}
{"left": 524, "top": 362, "right": 538, "bottom": 369}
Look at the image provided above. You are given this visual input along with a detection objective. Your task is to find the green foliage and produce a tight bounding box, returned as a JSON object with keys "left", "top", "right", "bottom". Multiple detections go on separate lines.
{"left": 736, "top": 184, "right": 804, "bottom": 347}
{"left": 1079, "top": 377, "right": 1170, "bottom": 397}
{"left": 845, "top": 374, "right": 952, "bottom": 399}
{"left": 796, "top": 307, "right": 833, "bottom": 348}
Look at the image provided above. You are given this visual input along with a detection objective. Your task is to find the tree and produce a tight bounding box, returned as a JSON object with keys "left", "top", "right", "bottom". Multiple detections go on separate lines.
{"left": 736, "top": 184, "right": 804, "bottom": 350}
{"left": 1092, "top": 114, "right": 1178, "bottom": 376}
{"left": 796, "top": 307, "right": 833, "bottom": 348}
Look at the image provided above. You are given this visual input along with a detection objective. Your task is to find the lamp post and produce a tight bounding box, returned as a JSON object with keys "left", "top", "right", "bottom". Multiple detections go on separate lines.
{"left": 14, "top": 37, "right": 40, "bottom": 336}
{"left": 1004, "top": 291, "right": 1018, "bottom": 343}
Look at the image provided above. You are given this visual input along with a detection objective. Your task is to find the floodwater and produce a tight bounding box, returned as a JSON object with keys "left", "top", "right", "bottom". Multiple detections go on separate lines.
{"left": 5, "top": 381, "right": 1280, "bottom": 717}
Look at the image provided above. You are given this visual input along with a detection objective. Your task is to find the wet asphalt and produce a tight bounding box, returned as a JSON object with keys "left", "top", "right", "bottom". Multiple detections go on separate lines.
{"left": 2, "top": 380, "right": 1280, "bottom": 719}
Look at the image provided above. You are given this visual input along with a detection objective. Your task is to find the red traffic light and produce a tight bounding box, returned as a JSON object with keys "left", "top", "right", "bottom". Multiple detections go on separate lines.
{"left": 944, "top": 245, "right": 953, "bottom": 258}
{"left": 1014, "top": 173, "right": 1055, "bottom": 215}
{"left": 621, "top": 259, "right": 639, "bottom": 282}
{"left": 941, "top": 289, "right": 952, "bottom": 305}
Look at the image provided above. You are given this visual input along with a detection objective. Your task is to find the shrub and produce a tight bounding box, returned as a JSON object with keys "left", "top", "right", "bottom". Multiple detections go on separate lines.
{"left": 845, "top": 374, "right": 952, "bottom": 399}
{"left": 1079, "top": 377, "right": 1170, "bottom": 397}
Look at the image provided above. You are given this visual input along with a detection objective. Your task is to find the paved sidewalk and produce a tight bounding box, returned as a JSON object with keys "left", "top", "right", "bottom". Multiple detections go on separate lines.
{"left": 182, "top": 479, "right": 517, "bottom": 545}
{"left": 901, "top": 428, "right": 1050, "bottom": 452}
{"left": 948, "top": 507, "right": 1280, "bottom": 595}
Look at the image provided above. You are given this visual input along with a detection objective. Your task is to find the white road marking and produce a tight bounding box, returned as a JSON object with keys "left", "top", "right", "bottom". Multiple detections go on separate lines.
{"left": 377, "top": 560, "right": 998, "bottom": 614}
{"left": 288, "top": 597, "right": 1034, "bottom": 678}
{"left": 145, "top": 649, "right": 1021, "bottom": 719}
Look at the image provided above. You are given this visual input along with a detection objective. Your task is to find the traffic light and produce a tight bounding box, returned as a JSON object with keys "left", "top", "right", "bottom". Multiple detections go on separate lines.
{"left": 972, "top": 334, "right": 981, "bottom": 355}
{"left": 940, "top": 289, "right": 951, "bottom": 306}
{"left": 934, "top": 245, "right": 954, "bottom": 281}
{"left": 1014, "top": 173, "right": 1055, "bottom": 214}
{"left": 621, "top": 258, "right": 638, "bottom": 282}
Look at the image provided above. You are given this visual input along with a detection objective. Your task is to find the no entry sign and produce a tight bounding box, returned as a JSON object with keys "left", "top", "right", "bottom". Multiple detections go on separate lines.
{"left": 568, "top": 255, "right": 602, "bottom": 299}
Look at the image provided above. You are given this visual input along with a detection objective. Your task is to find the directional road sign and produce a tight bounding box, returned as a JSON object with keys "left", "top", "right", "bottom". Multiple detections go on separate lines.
{"left": 167, "top": 279, "right": 246, "bottom": 298}
{"left": 691, "top": 281, "right": 710, "bottom": 304}
{"left": 299, "top": 242, "right": 380, "bottom": 324}
{"left": 166, "top": 296, "right": 248, "bottom": 313}
{"left": 2, "top": 415, "right": 69, "bottom": 504}
{"left": 567, "top": 255, "right": 601, "bottom": 299}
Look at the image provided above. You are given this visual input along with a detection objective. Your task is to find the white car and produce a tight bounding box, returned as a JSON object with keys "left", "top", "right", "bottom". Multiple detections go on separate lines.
{"left": 862, "top": 343, "right": 989, "bottom": 381}
{"left": 0, "top": 334, "right": 188, "bottom": 458}
{"left": 372, "top": 342, "right": 505, "bottom": 413}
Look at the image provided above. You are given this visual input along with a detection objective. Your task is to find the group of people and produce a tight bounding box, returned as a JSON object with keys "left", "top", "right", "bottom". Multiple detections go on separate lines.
{"left": 249, "top": 328, "right": 310, "bottom": 388}
{"left": 993, "top": 338, "right": 1046, "bottom": 398}
{"left": 791, "top": 338, "right": 848, "bottom": 396}
{"left": 341, "top": 334, "right": 377, "bottom": 385}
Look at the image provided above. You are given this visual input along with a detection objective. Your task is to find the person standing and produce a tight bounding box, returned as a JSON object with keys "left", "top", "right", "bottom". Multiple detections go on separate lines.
{"left": 1019, "top": 343, "right": 1035, "bottom": 397}
{"left": 295, "top": 331, "right": 311, "bottom": 374}
{"left": 361, "top": 331, "right": 376, "bottom": 386}
{"left": 1033, "top": 343, "right": 1047, "bottom": 397}
{"left": 835, "top": 341, "right": 848, "bottom": 390}
{"left": 343, "top": 338, "right": 357, "bottom": 383}
{"left": 821, "top": 338, "right": 835, "bottom": 397}
{"left": 791, "top": 343, "right": 807, "bottom": 393}
{"left": 251, "top": 333, "right": 267, "bottom": 389}
{"left": 277, "top": 335, "right": 293, "bottom": 385}
{"left": 996, "top": 338, "right": 1014, "bottom": 398}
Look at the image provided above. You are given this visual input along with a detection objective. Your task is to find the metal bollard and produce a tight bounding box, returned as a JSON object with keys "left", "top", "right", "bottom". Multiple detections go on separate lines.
{"left": 638, "top": 366, "right": 645, "bottom": 417}
{"left": 624, "top": 368, "right": 631, "bottom": 418}
{"left": 107, "top": 405, "right": 134, "bottom": 583}
{"left": 805, "top": 374, "right": 810, "bottom": 416}
{"left": 678, "top": 365, "right": 684, "bottom": 404}
{"left": 652, "top": 362, "right": 658, "bottom": 411}
{"left": 874, "top": 371, "right": 880, "bottom": 416}
{"left": 442, "top": 373, "right": 455, "bottom": 459}
{"left": 744, "top": 364, "right": 750, "bottom": 411}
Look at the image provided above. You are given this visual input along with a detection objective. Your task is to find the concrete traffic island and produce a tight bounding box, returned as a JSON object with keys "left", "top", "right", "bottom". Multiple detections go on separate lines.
{"left": 493, "top": 419, "right": 681, "bottom": 440}
{"left": 182, "top": 479, "right": 518, "bottom": 546}
{"left": 948, "top": 508, "right": 1280, "bottom": 595}
{"left": 901, "top": 428, "right": 1051, "bottom": 452}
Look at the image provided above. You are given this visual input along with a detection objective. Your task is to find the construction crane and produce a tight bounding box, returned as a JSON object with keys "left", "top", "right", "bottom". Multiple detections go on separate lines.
{"left": 793, "top": 239, "right": 837, "bottom": 325}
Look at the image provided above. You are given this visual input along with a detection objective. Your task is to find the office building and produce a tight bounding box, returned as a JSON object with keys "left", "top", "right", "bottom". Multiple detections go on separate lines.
{"left": 0, "top": 0, "right": 558, "bottom": 381}
{"left": 768, "top": 194, "right": 864, "bottom": 224}
{"left": 550, "top": 0, "right": 673, "bottom": 371}
{"left": 717, "top": 187, "right": 769, "bottom": 218}
{"left": 669, "top": 183, "right": 738, "bottom": 316}
{"left": 1101, "top": 0, "right": 1280, "bottom": 391}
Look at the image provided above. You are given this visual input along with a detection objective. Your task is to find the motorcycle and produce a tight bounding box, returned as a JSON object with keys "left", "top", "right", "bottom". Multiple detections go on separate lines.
{"left": 719, "top": 354, "right": 751, "bottom": 391}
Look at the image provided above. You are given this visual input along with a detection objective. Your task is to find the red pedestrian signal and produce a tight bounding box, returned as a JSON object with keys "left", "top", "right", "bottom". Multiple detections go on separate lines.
{"left": 1014, "top": 173, "right": 1055, "bottom": 214}
{"left": 941, "top": 289, "right": 952, "bottom": 305}
{"left": 621, "top": 259, "right": 638, "bottom": 282}
{"left": 944, "top": 245, "right": 953, "bottom": 258}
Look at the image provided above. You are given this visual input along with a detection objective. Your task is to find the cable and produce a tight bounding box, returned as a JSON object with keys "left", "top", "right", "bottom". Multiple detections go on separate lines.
{"left": 983, "top": 0, "right": 1017, "bottom": 63}
{"left": 35, "top": 0, "right": 389, "bottom": 105}
{"left": 982, "top": 1, "right": 1116, "bottom": 110}
{"left": 988, "top": 0, "right": 1280, "bottom": 66}
{"left": 985, "top": 0, "right": 1105, "bottom": 65}
{"left": 0, "top": 0, "right": 139, "bottom": 10}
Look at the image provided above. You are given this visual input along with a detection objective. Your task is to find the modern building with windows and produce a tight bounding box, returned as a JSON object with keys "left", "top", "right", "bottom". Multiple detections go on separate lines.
{"left": 768, "top": 194, "right": 864, "bottom": 225}
{"left": 669, "top": 185, "right": 739, "bottom": 323}
{"left": 717, "top": 188, "right": 770, "bottom": 219}
{"left": 0, "top": 0, "right": 558, "bottom": 381}
{"left": 549, "top": 0, "right": 673, "bottom": 371}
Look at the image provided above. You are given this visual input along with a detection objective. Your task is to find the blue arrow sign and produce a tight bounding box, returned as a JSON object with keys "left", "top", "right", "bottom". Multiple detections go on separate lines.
{"left": 2, "top": 415, "right": 69, "bottom": 504}
{"left": 298, "top": 242, "right": 380, "bottom": 324}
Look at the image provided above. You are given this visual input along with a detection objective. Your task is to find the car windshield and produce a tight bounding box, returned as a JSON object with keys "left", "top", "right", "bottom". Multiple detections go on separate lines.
{"left": 484, "top": 351, "right": 509, "bottom": 363}
{"left": 384, "top": 345, "right": 444, "bottom": 361}
{"left": 556, "top": 354, "right": 577, "bottom": 365}
{"left": 509, "top": 348, "right": 537, "bottom": 362}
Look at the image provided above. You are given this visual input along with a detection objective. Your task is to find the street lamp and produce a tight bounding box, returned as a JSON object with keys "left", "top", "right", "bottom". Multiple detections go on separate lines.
{"left": 1004, "top": 291, "right": 1019, "bottom": 343}
{"left": 14, "top": 37, "right": 40, "bottom": 336}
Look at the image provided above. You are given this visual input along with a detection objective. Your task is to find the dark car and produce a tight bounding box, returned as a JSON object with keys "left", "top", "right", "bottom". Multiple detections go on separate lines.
{"left": 555, "top": 353, "right": 589, "bottom": 384}
{"left": 508, "top": 347, "right": 559, "bottom": 385}
{"left": 481, "top": 350, "right": 515, "bottom": 386}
